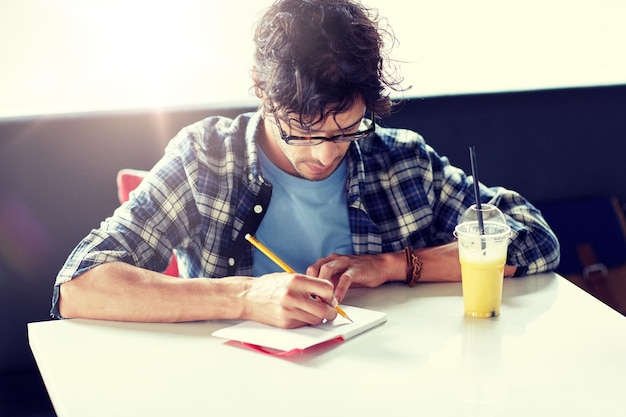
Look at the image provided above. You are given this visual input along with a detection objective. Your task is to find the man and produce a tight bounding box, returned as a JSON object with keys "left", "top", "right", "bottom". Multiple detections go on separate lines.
{"left": 52, "top": 0, "right": 559, "bottom": 328}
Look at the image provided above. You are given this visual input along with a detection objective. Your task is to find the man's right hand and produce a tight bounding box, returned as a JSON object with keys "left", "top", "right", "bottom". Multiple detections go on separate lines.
{"left": 240, "top": 272, "right": 338, "bottom": 328}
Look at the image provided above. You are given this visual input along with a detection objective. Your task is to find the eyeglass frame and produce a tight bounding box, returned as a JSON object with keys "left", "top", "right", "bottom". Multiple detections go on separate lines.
{"left": 272, "top": 111, "right": 376, "bottom": 146}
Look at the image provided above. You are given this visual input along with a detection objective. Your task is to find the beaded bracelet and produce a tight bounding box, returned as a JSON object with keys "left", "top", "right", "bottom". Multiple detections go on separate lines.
{"left": 402, "top": 247, "right": 423, "bottom": 287}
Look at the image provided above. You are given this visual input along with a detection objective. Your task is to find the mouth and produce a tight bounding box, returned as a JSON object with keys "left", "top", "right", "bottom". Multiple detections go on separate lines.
{"left": 305, "top": 162, "right": 332, "bottom": 176}
{"left": 295, "top": 155, "right": 345, "bottom": 180}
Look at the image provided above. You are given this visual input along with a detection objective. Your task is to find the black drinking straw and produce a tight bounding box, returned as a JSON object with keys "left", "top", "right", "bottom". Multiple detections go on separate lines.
{"left": 469, "top": 146, "right": 486, "bottom": 239}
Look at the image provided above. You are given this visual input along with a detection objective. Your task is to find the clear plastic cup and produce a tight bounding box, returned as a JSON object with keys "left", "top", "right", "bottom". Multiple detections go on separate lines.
{"left": 454, "top": 204, "right": 511, "bottom": 318}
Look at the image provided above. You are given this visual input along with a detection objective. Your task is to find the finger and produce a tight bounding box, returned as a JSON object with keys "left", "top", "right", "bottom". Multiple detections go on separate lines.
{"left": 333, "top": 271, "right": 354, "bottom": 304}
{"left": 293, "top": 298, "right": 337, "bottom": 326}
{"left": 271, "top": 295, "right": 331, "bottom": 328}
{"left": 307, "top": 295, "right": 338, "bottom": 322}
{"left": 290, "top": 275, "right": 337, "bottom": 323}
{"left": 306, "top": 254, "right": 338, "bottom": 278}
{"left": 307, "top": 265, "right": 340, "bottom": 290}
{"left": 305, "top": 263, "right": 320, "bottom": 277}
{"left": 305, "top": 285, "right": 336, "bottom": 310}
{"left": 324, "top": 304, "right": 338, "bottom": 322}
{"left": 306, "top": 253, "right": 342, "bottom": 279}
{"left": 317, "top": 258, "right": 346, "bottom": 281}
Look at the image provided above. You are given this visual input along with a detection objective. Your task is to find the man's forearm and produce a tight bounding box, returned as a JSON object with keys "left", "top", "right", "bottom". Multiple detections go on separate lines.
{"left": 58, "top": 262, "right": 248, "bottom": 322}
{"left": 414, "top": 241, "right": 517, "bottom": 282}
{"left": 413, "top": 242, "right": 462, "bottom": 282}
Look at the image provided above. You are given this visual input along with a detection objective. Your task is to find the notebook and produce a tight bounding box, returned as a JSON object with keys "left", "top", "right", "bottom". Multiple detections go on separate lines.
{"left": 212, "top": 305, "right": 387, "bottom": 354}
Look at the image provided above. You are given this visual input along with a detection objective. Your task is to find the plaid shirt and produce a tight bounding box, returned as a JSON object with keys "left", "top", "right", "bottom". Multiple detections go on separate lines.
{"left": 52, "top": 111, "right": 560, "bottom": 317}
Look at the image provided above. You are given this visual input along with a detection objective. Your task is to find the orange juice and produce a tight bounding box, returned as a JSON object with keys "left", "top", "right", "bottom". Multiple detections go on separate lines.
{"left": 455, "top": 205, "right": 511, "bottom": 318}
{"left": 460, "top": 256, "right": 506, "bottom": 318}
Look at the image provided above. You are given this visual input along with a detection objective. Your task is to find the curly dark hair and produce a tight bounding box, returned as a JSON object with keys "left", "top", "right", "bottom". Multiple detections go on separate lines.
{"left": 252, "top": 0, "right": 401, "bottom": 127}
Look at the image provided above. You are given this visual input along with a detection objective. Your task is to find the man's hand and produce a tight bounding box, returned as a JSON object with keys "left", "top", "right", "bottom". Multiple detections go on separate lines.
{"left": 306, "top": 252, "right": 405, "bottom": 303}
{"left": 241, "top": 273, "right": 338, "bottom": 328}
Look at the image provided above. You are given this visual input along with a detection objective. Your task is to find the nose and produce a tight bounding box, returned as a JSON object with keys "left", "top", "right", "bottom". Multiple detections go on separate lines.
{"left": 310, "top": 141, "right": 339, "bottom": 166}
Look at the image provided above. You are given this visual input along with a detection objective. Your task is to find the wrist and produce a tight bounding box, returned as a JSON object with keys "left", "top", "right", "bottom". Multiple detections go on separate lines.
{"left": 215, "top": 276, "right": 253, "bottom": 320}
{"left": 372, "top": 252, "right": 402, "bottom": 284}
{"left": 402, "top": 247, "right": 423, "bottom": 287}
{"left": 412, "top": 242, "right": 462, "bottom": 282}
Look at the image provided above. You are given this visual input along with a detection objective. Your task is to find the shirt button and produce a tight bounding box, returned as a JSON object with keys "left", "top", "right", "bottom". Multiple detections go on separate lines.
{"left": 228, "top": 258, "right": 235, "bottom": 267}
{"left": 254, "top": 205, "right": 263, "bottom": 214}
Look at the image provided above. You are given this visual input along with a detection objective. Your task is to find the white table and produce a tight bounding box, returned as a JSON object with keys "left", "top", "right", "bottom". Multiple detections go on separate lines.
{"left": 29, "top": 273, "right": 626, "bottom": 417}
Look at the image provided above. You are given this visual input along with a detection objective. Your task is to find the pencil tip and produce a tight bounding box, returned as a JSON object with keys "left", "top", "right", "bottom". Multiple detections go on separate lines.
{"left": 336, "top": 306, "right": 354, "bottom": 323}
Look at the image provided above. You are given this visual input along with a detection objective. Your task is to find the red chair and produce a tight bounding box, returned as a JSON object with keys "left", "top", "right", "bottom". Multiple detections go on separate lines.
{"left": 116, "top": 169, "right": 179, "bottom": 277}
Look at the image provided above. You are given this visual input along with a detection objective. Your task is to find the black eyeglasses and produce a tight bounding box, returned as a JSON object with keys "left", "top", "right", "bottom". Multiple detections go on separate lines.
{"left": 273, "top": 112, "right": 375, "bottom": 146}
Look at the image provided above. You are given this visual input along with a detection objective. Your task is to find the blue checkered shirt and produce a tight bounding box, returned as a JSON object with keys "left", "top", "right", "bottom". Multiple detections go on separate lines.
{"left": 52, "top": 111, "right": 560, "bottom": 318}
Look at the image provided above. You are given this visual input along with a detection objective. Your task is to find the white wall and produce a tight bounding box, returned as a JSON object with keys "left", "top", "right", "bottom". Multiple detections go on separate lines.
{"left": 1, "top": 0, "right": 624, "bottom": 119}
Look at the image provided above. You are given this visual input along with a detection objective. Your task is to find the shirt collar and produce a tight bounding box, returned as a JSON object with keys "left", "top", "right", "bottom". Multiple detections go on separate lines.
{"left": 245, "top": 111, "right": 265, "bottom": 181}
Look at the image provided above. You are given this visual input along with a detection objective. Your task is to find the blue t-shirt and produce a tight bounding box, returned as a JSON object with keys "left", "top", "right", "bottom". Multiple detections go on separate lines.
{"left": 253, "top": 147, "right": 354, "bottom": 276}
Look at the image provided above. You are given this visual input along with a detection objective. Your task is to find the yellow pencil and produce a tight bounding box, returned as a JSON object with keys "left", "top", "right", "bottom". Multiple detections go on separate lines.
{"left": 244, "top": 233, "right": 353, "bottom": 323}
